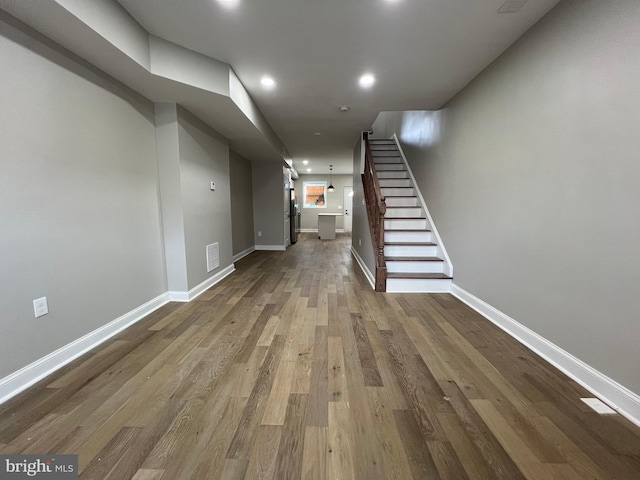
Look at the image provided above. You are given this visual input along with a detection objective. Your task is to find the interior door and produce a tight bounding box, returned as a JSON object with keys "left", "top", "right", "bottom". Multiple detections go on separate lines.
{"left": 343, "top": 186, "right": 353, "bottom": 233}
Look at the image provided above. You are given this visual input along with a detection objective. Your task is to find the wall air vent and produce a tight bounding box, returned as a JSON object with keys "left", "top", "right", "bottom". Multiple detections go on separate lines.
{"left": 206, "top": 242, "right": 220, "bottom": 273}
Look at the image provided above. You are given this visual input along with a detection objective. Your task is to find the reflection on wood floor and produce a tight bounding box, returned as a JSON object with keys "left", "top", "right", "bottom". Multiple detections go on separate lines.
{"left": 1, "top": 233, "right": 640, "bottom": 479}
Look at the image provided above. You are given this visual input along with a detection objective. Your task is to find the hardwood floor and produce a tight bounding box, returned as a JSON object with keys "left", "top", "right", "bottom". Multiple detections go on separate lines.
{"left": 2, "top": 233, "right": 640, "bottom": 479}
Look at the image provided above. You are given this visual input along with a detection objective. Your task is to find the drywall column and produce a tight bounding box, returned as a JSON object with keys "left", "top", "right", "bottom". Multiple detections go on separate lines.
{"left": 230, "top": 150, "right": 255, "bottom": 257}
{"left": 155, "top": 103, "right": 234, "bottom": 296}
{"left": 155, "top": 103, "right": 189, "bottom": 293}
{"left": 252, "top": 162, "right": 286, "bottom": 250}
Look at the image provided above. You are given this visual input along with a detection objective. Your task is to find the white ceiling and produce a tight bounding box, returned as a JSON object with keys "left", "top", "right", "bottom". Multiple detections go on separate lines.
{"left": 2, "top": 0, "right": 560, "bottom": 175}
{"left": 116, "top": 0, "right": 559, "bottom": 175}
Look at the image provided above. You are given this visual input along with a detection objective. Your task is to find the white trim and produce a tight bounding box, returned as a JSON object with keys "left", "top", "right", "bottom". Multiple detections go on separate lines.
{"left": 392, "top": 133, "right": 454, "bottom": 278}
{"left": 168, "top": 264, "right": 235, "bottom": 302}
{"left": 351, "top": 246, "right": 375, "bottom": 290}
{"left": 255, "top": 244, "right": 286, "bottom": 251}
{"left": 451, "top": 283, "right": 640, "bottom": 428}
{"left": 233, "top": 246, "right": 255, "bottom": 262}
{"left": 299, "top": 228, "right": 345, "bottom": 234}
{"left": 0, "top": 292, "right": 170, "bottom": 405}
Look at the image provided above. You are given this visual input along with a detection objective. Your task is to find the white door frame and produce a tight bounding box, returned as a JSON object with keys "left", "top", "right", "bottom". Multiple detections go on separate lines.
{"left": 343, "top": 186, "right": 353, "bottom": 233}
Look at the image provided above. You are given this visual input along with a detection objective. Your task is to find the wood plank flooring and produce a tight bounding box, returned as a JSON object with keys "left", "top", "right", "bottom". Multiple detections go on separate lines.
{"left": 2, "top": 233, "right": 640, "bottom": 479}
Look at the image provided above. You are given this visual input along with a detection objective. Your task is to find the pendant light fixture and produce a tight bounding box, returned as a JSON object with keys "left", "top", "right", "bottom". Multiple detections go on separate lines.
{"left": 328, "top": 164, "right": 335, "bottom": 192}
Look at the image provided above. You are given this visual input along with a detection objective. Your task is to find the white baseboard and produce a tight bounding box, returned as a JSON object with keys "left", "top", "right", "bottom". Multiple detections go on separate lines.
{"left": 0, "top": 292, "right": 170, "bottom": 405}
{"left": 451, "top": 283, "right": 640, "bottom": 428}
{"left": 168, "top": 264, "right": 235, "bottom": 302}
{"left": 255, "top": 244, "right": 286, "bottom": 251}
{"left": 351, "top": 246, "right": 375, "bottom": 290}
{"left": 299, "top": 229, "right": 345, "bottom": 234}
{"left": 233, "top": 246, "right": 255, "bottom": 262}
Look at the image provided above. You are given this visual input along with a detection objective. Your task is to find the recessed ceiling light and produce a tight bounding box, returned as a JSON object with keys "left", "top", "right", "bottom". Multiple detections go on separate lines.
{"left": 302, "top": 160, "right": 309, "bottom": 165}
{"left": 359, "top": 73, "right": 376, "bottom": 88}
{"left": 217, "top": 0, "right": 240, "bottom": 9}
{"left": 339, "top": 105, "right": 351, "bottom": 112}
{"left": 261, "top": 76, "right": 275, "bottom": 88}
{"left": 314, "top": 132, "right": 322, "bottom": 136}
{"left": 306, "top": 168, "right": 312, "bottom": 172}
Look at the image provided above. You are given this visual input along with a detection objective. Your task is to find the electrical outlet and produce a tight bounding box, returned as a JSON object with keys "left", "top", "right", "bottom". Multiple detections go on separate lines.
{"left": 359, "top": 238, "right": 362, "bottom": 246}
{"left": 258, "top": 231, "right": 262, "bottom": 237}
{"left": 33, "top": 297, "right": 48, "bottom": 318}
{"left": 210, "top": 181, "right": 216, "bottom": 191}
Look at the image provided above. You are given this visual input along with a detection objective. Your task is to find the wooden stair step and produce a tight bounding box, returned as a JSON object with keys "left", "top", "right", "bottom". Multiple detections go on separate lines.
{"left": 386, "top": 256, "right": 443, "bottom": 262}
{"left": 384, "top": 242, "right": 436, "bottom": 246}
{"left": 387, "top": 272, "right": 452, "bottom": 279}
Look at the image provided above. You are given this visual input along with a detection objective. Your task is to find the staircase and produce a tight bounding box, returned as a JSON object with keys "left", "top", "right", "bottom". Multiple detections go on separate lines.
{"left": 369, "top": 138, "right": 452, "bottom": 292}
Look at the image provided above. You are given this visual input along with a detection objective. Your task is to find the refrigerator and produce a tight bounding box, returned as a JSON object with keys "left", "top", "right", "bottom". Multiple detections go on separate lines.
{"left": 289, "top": 188, "right": 300, "bottom": 244}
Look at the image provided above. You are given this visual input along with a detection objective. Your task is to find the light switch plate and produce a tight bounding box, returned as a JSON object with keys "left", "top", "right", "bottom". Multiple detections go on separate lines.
{"left": 33, "top": 297, "right": 48, "bottom": 318}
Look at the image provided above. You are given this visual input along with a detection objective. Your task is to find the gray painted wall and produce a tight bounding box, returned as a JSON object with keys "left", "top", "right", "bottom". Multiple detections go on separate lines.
{"left": 177, "top": 107, "right": 233, "bottom": 290}
{"left": 298, "top": 174, "right": 352, "bottom": 231}
{"left": 0, "top": 15, "right": 166, "bottom": 378}
{"left": 370, "top": 0, "right": 640, "bottom": 395}
{"left": 252, "top": 162, "right": 286, "bottom": 248}
{"left": 230, "top": 150, "right": 255, "bottom": 256}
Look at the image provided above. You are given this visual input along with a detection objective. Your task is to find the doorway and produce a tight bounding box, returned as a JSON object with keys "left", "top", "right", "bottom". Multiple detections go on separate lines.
{"left": 343, "top": 186, "right": 353, "bottom": 233}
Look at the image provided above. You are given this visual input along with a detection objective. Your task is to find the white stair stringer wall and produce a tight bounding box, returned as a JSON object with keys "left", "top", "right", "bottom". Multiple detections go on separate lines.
{"left": 392, "top": 133, "right": 454, "bottom": 277}
{"left": 369, "top": 135, "right": 453, "bottom": 293}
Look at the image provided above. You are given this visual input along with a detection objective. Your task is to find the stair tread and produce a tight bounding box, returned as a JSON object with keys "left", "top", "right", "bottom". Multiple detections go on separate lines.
{"left": 384, "top": 217, "right": 427, "bottom": 220}
{"left": 386, "top": 206, "right": 420, "bottom": 209}
{"left": 385, "top": 228, "right": 431, "bottom": 232}
{"left": 387, "top": 272, "right": 452, "bottom": 279}
{"left": 386, "top": 256, "right": 443, "bottom": 262}
{"left": 385, "top": 241, "right": 436, "bottom": 246}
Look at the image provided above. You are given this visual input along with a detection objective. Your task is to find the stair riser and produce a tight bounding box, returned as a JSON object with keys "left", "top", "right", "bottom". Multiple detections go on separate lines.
{"left": 385, "top": 197, "right": 418, "bottom": 207}
{"left": 387, "top": 262, "right": 445, "bottom": 274}
{"left": 379, "top": 178, "right": 412, "bottom": 188}
{"left": 384, "top": 208, "right": 423, "bottom": 218}
{"left": 386, "top": 278, "right": 452, "bottom": 293}
{"left": 384, "top": 218, "right": 428, "bottom": 229}
{"left": 375, "top": 164, "right": 405, "bottom": 171}
{"left": 370, "top": 145, "right": 399, "bottom": 151}
{"left": 381, "top": 187, "right": 414, "bottom": 196}
{"left": 385, "top": 231, "right": 433, "bottom": 243}
{"left": 373, "top": 159, "right": 404, "bottom": 165}
{"left": 384, "top": 245, "right": 437, "bottom": 257}
{"left": 372, "top": 150, "right": 401, "bottom": 156}
{"left": 377, "top": 171, "right": 408, "bottom": 179}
